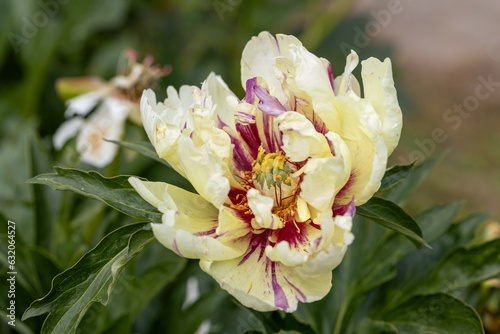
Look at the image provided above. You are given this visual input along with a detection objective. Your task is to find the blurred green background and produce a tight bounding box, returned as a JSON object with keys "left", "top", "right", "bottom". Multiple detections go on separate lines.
{"left": 1, "top": 0, "right": 499, "bottom": 332}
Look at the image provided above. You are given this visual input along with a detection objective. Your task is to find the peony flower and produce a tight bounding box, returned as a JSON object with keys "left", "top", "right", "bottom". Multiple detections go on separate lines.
{"left": 53, "top": 50, "right": 171, "bottom": 168}
{"left": 129, "top": 31, "right": 402, "bottom": 312}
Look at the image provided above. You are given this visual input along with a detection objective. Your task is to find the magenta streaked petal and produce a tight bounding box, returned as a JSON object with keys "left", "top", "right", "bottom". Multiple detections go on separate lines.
{"left": 274, "top": 219, "right": 308, "bottom": 249}
{"left": 217, "top": 115, "right": 229, "bottom": 130}
{"left": 245, "top": 77, "right": 257, "bottom": 103}
{"left": 231, "top": 137, "right": 254, "bottom": 172}
{"left": 254, "top": 85, "right": 287, "bottom": 116}
{"left": 235, "top": 115, "right": 260, "bottom": 159}
{"left": 259, "top": 110, "right": 284, "bottom": 154}
{"left": 271, "top": 262, "right": 290, "bottom": 311}
{"left": 262, "top": 112, "right": 277, "bottom": 153}
{"left": 236, "top": 111, "right": 256, "bottom": 123}
{"left": 193, "top": 228, "right": 217, "bottom": 237}
{"left": 238, "top": 238, "right": 259, "bottom": 266}
{"left": 334, "top": 172, "right": 357, "bottom": 206}
{"left": 332, "top": 197, "right": 356, "bottom": 217}
{"left": 220, "top": 113, "right": 259, "bottom": 172}
{"left": 286, "top": 85, "right": 329, "bottom": 137}
{"left": 257, "top": 236, "right": 267, "bottom": 262}
{"left": 345, "top": 197, "right": 356, "bottom": 217}
{"left": 327, "top": 61, "right": 335, "bottom": 92}
{"left": 172, "top": 237, "right": 183, "bottom": 257}
{"left": 284, "top": 276, "right": 307, "bottom": 302}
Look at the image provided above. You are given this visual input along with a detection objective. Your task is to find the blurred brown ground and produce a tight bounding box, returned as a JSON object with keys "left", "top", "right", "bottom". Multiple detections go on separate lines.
{"left": 355, "top": 0, "right": 500, "bottom": 220}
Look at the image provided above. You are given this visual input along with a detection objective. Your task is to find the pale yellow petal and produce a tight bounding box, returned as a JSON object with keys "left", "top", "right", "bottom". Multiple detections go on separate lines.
{"left": 297, "top": 132, "right": 351, "bottom": 212}
{"left": 265, "top": 241, "right": 307, "bottom": 266}
{"left": 361, "top": 57, "right": 403, "bottom": 155}
{"left": 200, "top": 72, "right": 239, "bottom": 131}
{"left": 241, "top": 31, "right": 302, "bottom": 104}
{"left": 216, "top": 206, "right": 252, "bottom": 242}
{"left": 296, "top": 196, "right": 311, "bottom": 222}
{"left": 276, "top": 112, "right": 332, "bottom": 161}
{"left": 191, "top": 106, "right": 232, "bottom": 161}
{"left": 200, "top": 228, "right": 334, "bottom": 312}
{"left": 200, "top": 255, "right": 282, "bottom": 312}
{"left": 287, "top": 44, "right": 341, "bottom": 134}
{"left": 128, "top": 177, "right": 168, "bottom": 210}
{"left": 246, "top": 188, "right": 284, "bottom": 230}
{"left": 334, "top": 74, "right": 361, "bottom": 97}
{"left": 334, "top": 96, "right": 388, "bottom": 206}
{"left": 128, "top": 177, "right": 217, "bottom": 217}
{"left": 295, "top": 213, "right": 353, "bottom": 277}
{"left": 177, "top": 136, "right": 230, "bottom": 208}
{"left": 200, "top": 251, "right": 330, "bottom": 312}
{"left": 129, "top": 177, "right": 247, "bottom": 261}
{"left": 335, "top": 50, "right": 360, "bottom": 96}
{"left": 152, "top": 221, "right": 248, "bottom": 261}
{"left": 264, "top": 212, "right": 353, "bottom": 277}
{"left": 140, "top": 88, "right": 193, "bottom": 176}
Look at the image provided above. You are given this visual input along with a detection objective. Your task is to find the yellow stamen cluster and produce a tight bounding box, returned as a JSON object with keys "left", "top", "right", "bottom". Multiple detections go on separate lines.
{"left": 230, "top": 193, "right": 252, "bottom": 215}
{"left": 231, "top": 145, "right": 306, "bottom": 232}
{"left": 253, "top": 146, "right": 293, "bottom": 190}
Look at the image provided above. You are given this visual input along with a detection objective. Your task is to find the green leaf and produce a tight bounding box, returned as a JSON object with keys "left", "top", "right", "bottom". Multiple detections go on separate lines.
{"left": 379, "top": 163, "right": 414, "bottom": 192}
{"left": 357, "top": 202, "right": 463, "bottom": 296}
{"left": 73, "top": 242, "right": 188, "bottom": 333}
{"left": 22, "top": 223, "right": 154, "bottom": 334}
{"left": 421, "top": 239, "right": 500, "bottom": 294}
{"left": 98, "top": 243, "right": 187, "bottom": 332}
{"left": 357, "top": 197, "right": 429, "bottom": 249}
{"left": 356, "top": 319, "right": 398, "bottom": 334}
{"left": 382, "top": 293, "right": 484, "bottom": 334}
{"left": 416, "top": 202, "right": 464, "bottom": 242}
{"left": 27, "top": 167, "right": 162, "bottom": 222}
{"left": 385, "top": 156, "right": 442, "bottom": 205}
{"left": 107, "top": 140, "right": 172, "bottom": 168}
{"left": 253, "top": 311, "right": 316, "bottom": 334}
{"left": 453, "top": 212, "right": 491, "bottom": 247}
{"left": 208, "top": 297, "right": 267, "bottom": 334}
{"left": 370, "top": 208, "right": 490, "bottom": 319}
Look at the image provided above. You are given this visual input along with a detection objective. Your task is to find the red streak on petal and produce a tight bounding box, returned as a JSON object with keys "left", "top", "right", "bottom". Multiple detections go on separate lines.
{"left": 284, "top": 276, "right": 306, "bottom": 302}
{"left": 193, "top": 228, "right": 216, "bottom": 237}
{"left": 310, "top": 222, "right": 321, "bottom": 230}
{"left": 334, "top": 172, "right": 356, "bottom": 204}
{"left": 238, "top": 232, "right": 266, "bottom": 266}
{"left": 271, "top": 261, "right": 289, "bottom": 311}
{"left": 236, "top": 120, "right": 261, "bottom": 160}
{"left": 172, "top": 237, "right": 183, "bottom": 257}
{"left": 274, "top": 220, "right": 308, "bottom": 249}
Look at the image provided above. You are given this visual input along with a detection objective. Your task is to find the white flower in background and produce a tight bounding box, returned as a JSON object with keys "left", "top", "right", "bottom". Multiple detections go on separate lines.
{"left": 129, "top": 32, "right": 402, "bottom": 312}
{"left": 53, "top": 50, "right": 171, "bottom": 168}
